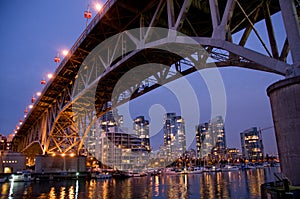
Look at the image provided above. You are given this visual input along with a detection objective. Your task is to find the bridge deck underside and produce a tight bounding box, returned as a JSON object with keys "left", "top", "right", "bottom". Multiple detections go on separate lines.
{"left": 14, "top": 0, "right": 284, "bottom": 154}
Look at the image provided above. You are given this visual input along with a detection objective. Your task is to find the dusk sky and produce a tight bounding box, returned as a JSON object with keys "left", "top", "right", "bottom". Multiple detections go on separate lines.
{"left": 0, "top": 1, "right": 287, "bottom": 155}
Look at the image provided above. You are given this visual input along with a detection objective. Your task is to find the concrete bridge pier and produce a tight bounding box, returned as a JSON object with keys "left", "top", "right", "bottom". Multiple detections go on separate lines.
{"left": 267, "top": 76, "right": 300, "bottom": 186}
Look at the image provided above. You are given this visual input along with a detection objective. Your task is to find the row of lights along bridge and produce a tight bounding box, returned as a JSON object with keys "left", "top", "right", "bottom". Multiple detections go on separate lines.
{"left": 14, "top": 1, "right": 104, "bottom": 134}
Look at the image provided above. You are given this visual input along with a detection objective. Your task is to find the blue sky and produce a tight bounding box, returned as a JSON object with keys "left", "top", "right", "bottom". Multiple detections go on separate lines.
{"left": 0, "top": 1, "right": 286, "bottom": 155}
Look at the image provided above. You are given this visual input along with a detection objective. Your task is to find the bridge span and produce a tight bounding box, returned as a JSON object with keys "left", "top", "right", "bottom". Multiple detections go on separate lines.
{"left": 12, "top": 0, "right": 300, "bottom": 185}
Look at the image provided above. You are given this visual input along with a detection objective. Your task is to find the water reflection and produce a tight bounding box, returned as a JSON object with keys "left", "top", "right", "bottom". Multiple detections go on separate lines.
{"left": 0, "top": 167, "right": 280, "bottom": 199}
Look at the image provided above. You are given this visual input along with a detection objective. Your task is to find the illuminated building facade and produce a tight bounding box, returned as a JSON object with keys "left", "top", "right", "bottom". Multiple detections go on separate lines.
{"left": 195, "top": 123, "right": 208, "bottom": 158}
{"left": 133, "top": 116, "right": 150, "bottom": 152}
{"left": 86, "top": 102, "right": 149, "bottom": 171}
{"left": 163, "top": 113, "right": 186, "bottom": 159}
{"left": 240, "top": 127, "right": 264, "bottom": 161}
{"left": 97, "top": 126, "right": 150, "bottom": 171}
{"left": 226, "top": 148, "right": 242, "bottom": 163}
{"left": 195, "top": 116, "right": 226, "bottom": 159}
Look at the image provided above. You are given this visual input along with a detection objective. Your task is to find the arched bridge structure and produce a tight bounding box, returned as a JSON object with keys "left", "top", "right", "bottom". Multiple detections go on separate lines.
{"left": 12, "top": 0, "right": 300, "bottom": 184}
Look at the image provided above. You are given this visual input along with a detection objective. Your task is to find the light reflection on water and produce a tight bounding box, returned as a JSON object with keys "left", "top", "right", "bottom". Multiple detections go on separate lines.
{"left": 0, "top": 167, "right": 280, "bottom": 199}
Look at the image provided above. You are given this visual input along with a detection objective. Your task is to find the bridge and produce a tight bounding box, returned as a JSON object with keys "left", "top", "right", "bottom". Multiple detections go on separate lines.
{"left": 12, "top": 0, "right": 300, "bottom": 185}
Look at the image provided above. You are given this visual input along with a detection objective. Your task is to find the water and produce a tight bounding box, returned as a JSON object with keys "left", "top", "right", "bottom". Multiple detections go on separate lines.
{"left": 0, "top": 167, "right": 280, "bottom": 199}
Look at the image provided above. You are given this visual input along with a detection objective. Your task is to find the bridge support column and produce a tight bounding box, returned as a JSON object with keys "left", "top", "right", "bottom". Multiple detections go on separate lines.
{"left": 267, "top": 76, "right": 300, "bottom": 186}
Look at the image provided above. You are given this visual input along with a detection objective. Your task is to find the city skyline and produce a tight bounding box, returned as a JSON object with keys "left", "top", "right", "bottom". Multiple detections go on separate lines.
{"left": 80, "top": 108, "right": 274, "bottom": 156}
{"left": 0, "top": 1, "right": 285, "bottom": 156}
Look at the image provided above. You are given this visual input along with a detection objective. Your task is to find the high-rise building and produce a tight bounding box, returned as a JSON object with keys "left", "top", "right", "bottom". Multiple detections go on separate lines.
{"left": 195, "top": 123, "right": 209, "bottom": 158}
{"left": 133, "top": 116, "right": 150, "bottom": 152}
{"left": 85, "top": 102, "right": 150, "bottom": 171}
{"left": 163, "top": 113, "right": 186, "bottom": 159}
{"left": 195, "top": 116, "right": 226, "bottom": 159}
{"left": 97, "top": 126, "right": 150, "bottom": 171}
{"left": 240, "top": 127, "right": 264, "bottom": 161}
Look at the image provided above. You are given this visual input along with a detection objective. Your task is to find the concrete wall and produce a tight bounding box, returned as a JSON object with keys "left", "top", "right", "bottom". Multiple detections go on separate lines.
{"left": 267, "top": 76, "right": 300, "bottom": 186}
{"left": 35, "top": 155, "right": 86, "bottom": 173}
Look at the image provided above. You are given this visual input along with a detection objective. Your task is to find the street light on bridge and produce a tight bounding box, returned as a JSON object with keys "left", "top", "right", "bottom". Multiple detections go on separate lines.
{"left": 62, "top": 49, "right": 69, "bottom": 57}
{"left": 47, "top": 73, "right": 53, "bottom": 79}
{"left": 94, "top": 3, "right": 103, "bottom": 12}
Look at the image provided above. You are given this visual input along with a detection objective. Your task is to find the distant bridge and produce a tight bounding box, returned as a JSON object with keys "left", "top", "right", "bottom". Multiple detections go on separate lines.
{"left": 12, "top": 0, "right": 300, "bottom": 181}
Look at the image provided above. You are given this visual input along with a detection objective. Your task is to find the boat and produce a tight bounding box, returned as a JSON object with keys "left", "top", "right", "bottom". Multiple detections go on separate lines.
{"left": 255, "top": 164, "right": 265, "bottom": 169}
{"left": 112, "top": 172, "right": 130, "bottom": 179}
{"left": 190, "top": 167, "right": 204, "bottom": 174}
{"left": 221, "top": 165, "right": 239, "bottom": 171}
{"left": 209, "top": 166, "right": 221, "bottom": 172}
{"left": 9, "top": 171, "right": 34, "bottom": 182}
{"left": 202, "top": 167, "right": 211, "bottom": 172}
{"left": 243, "top": 164, "right": 256, "bottom": 169}
{"left": 164, "top": 168, "right": 182, "bottom": 175}
{"left": 96, "top": 173, "right": 112, "bottom": 179}
{"left": 180, "top": 168, "right": 190, "bottom": 174}
{"left": 144, "top": 168, "right": 160, "bottom": 176}
{"left": 125, "top": 170, "right": 147, "bottom": 177}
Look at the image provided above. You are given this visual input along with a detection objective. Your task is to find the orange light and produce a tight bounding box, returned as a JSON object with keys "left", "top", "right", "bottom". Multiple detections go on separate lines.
{"left": 84, "top": 11, "right": 92, "bottom": 19}
{"left": 31, "top": 96, "right": 36, "bottom": 103}
{"left": 29, "top": 104, "right": 33, "bottom": 109}
{"left": 61, "top": 153, "right": 66, "bottom": 157}
{"left": 54, "top": 55, "right": 60, "bottom": 63}
{"left": 36, "top": 92, "right": 42, "bottom": 96}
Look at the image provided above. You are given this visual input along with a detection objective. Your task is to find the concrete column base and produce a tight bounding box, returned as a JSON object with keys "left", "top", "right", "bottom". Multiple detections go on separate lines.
{"left": 267, "top": 76, "right": 300, "bottom": 186}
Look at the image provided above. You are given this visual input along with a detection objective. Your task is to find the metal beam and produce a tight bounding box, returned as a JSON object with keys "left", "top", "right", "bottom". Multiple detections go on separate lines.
{"left": 279, "top": 38, "right": 290, "bottom": 62}
{"left": 167, "top": 0, "right": 175, "bottom": 28}
{"left": 209, "top": 0, "right": 221, "bottom": 29}
{"left": 174, "top": 0, "right": 193, "bottom": 30}
{"left": 263, "top": 0, "right": 279, "bottom": 58}
{"left": 236, "top": 0, "right": 272, "bottom": 57}
{"left": 279, "top": 0, "right": 300, "bottom": 69}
